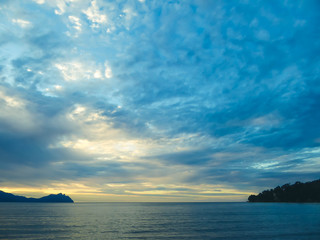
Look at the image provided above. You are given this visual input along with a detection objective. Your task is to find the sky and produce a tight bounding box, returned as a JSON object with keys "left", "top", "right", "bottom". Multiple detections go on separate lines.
{"left": 0, "top": 0, "right": 319, "bottom": 202}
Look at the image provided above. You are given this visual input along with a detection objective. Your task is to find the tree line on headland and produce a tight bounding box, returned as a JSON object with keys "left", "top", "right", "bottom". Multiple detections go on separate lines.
{"left": 248, "top": 179, "right": 320, "bottom": 202}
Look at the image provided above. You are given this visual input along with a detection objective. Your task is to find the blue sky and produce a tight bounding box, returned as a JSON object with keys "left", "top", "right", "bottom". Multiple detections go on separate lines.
{"left": 0, "top": 0, "right": 319, "bottom": 202}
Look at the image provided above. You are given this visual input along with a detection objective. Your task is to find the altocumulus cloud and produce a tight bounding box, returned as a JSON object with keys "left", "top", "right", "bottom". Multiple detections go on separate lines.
{"left": 0, "top": 0, "right": 319, "bottom": 201}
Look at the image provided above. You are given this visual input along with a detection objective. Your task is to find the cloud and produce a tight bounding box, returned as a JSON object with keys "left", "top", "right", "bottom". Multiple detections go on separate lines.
{"left": 33, "top": 0, "right": 45, "bottom": 4}
{"left": 54, "top": 0, "right": 67, "bottom": 15}
{"left": 68, "top": 15, "right": 82, "bottom": 31}
{"left": 12, "top": 18, "right": 32, "bottom": 28}
{"left": 104, "top": 62, "right": 112, "bottom": 79}
{"left": 83, "top": 0, "right": 107, "bottom": 28}
{"left": 0, "top": 0, "right": 320, "bottom": 201}
{"left": 0, "top": 88, "right": 37, "bottom": 134}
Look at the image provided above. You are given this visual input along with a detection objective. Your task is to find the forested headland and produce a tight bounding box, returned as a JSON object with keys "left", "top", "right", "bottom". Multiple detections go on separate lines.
{"left": 248, "top": 179, "right": 320, "bottom": 202}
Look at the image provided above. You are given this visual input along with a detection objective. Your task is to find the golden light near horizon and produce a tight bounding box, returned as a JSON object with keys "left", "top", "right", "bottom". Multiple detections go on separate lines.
{"left": 0, "top": 181, "right": 254, "bottom": 202}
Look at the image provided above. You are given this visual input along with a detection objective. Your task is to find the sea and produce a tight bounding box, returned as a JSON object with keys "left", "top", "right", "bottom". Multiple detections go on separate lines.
{"left": 0, "top": 202, "right": 319, "bottom": 239}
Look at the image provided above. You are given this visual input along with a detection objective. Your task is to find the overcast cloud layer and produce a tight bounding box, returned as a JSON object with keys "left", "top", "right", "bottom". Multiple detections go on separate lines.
{"left": 0, "top": 0, "right": 319, "bottom": 201}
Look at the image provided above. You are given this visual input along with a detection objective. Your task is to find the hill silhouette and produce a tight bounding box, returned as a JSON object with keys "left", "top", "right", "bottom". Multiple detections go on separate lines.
{"left": 248, "top": 179, "right": 320, "bottom": 202}
{"left": 0, "top": 190, "right": 74, "bottom": 203}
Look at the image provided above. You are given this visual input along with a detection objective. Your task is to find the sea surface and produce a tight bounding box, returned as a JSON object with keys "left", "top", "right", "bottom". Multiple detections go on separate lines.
{"left": 0, "top": 202, "right": 320, "bottom": 239}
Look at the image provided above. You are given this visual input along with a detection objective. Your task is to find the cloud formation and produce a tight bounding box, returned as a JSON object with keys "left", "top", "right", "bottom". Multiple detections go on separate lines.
{"left": 0, "top": 0, "right": 319, "bottom": 201}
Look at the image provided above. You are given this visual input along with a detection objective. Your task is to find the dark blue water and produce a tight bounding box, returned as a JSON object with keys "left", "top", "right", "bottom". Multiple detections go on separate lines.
{"left": 0, "top": 202, "right": 320, "bottom": 239}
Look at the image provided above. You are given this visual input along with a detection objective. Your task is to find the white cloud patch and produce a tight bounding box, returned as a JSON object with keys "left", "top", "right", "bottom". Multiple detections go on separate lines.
{"left": 68, "top": 15, "right": 82, "bottom": 31}
{"left": 55, "top": 62, "right": 84, "bottom": 81}
{"left": 33, "top": 0, "right": 45, "bottom": 4}
{"left": 83, "top": 0, "right": 107, "bottom": 28}
{"left": 55, "top": 60, "right": 106, "bottom": 81}
{"left": 94, "top": 70, "right": 103, "bottom": 79}
{"left": 54, "top": 0, "right": 67, "bottom": 15}
{"left": 104, "top": 62, "right": 112, "bottom": 79}
{"left": 12, "top": 18, "right": 32, "bottom": 28}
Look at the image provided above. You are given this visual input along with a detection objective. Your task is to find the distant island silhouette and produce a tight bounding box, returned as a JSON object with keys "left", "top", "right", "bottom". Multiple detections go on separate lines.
{"left": 0, "top": 190, "right": 74, "bottom": 203}
{"left": 248, "top": 179, "right": 320, "bottom": 203}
